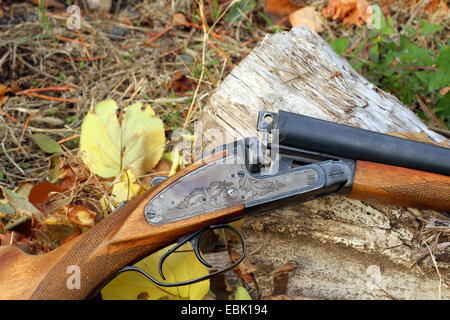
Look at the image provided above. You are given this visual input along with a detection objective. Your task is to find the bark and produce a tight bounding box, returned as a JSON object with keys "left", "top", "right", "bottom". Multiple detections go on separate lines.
{"left": 200, "top": 26, "right": 449, "bottom": 300}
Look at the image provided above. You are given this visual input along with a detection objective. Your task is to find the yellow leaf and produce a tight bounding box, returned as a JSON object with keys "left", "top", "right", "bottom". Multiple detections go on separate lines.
{"left": 289, "top": 6, "right": 324, "bottom": 33}
{"left": 79, "top": 100, "right": 165, "bottom": 178}
{"left": 111, "top": 170, "right": 141, "bottom": 203}
{"left": 235, "top": 285, "right": 252, "bottom": 300}
{"left": 101, "top": 242, "right": 210, "bottom": 300}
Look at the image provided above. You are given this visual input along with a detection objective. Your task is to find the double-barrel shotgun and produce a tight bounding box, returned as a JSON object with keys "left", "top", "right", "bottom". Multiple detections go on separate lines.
{"left": 0, "top": 110, "right": 449, "bottom": 299}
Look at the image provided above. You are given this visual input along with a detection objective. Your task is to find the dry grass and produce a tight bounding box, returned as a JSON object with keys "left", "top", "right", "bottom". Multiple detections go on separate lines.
{"left": 0, "top": 0, "right": 274, "bottom": 189}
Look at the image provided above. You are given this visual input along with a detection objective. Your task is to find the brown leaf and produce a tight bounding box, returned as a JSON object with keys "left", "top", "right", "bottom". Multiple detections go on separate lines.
{"left": 67, "top": 205, "right": 96, "bottom": 227}
{"left": 322, "top": 0, "right": 371, "bottom": 27}
{"left": 42, "top": 211, "right": 77, "bottom": 243}
{"left": 58, "top": 162, "right": 90, "bottom": 191}
{"left": 167, "top": 70, "right": 196, "bottom": 93}
{"left": 28, "top": 181, "right": 64, "bottom": 213}
{"left": 229, "top": 250, "right": 261, "bottom": 291}
{"left": 153, "top": 159, "right": 171, "bottom": 176}
{"left": 439, "top": 87, "right": 450, "bottom": 96}
{"left": 172, "top": 12, "right": 189, "bottom": 26}
{"left": 0, "top": 96, "right": 8, "bottom": 107}
{"left": 0, "top": 84, "right": 10, "bottom": 97}
{"left": 423, "top": 0, "right": 448, "bottom": 18}
{"left": 289, "top": 6, "right": 324, "bottom": 32}
{"left": 264, "top": 0, "right": 302, "bottom": 17}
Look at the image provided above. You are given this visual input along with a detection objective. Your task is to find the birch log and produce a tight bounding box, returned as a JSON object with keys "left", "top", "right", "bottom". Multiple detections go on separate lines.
{"left": 200, "top": 26, "right": 449, "bottom": 300}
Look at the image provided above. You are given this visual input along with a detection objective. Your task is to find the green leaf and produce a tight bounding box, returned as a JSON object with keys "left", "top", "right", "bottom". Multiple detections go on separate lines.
{"left": 436, "top": 45, "right": 450, "bottom": 73}
{"left": 330, "top": 38, "right": 349, "bottom": 56}
{"left": 400, "top": 36, "right": 432, "bottom": 66}
{"left": 420, "top": 19, "right": 444, "bottom": 35}
{"left": 30, "top": 134, "right": 62, "bottom": 154}
{"left": 351, "top": 60, "right": 364, "bottom": 71}
{"left": 403, "top": 25, "right": 416, "bottom": 37}
{"left": 235, "top": 286, "right": 252, "bottom": 300}
{"left": 429, "top": 72, "right": 450, "bottom": 91}
{"left": 226, "top": 0, "right": 255, "bottom": 23}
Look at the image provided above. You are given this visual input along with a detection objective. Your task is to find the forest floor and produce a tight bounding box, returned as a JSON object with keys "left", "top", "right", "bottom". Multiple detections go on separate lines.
{"left": 0, "top": 0, "right": 448, "bottom": 300}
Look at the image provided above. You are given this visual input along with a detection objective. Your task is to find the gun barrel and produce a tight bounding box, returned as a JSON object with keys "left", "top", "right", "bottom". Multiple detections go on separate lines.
{"left": 269, "top": 110, "right": 450, "bottom": 176}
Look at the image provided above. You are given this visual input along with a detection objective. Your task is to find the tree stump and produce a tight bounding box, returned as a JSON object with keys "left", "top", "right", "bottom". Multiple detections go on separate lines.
{"left": 199, "top": 26, "right": 449, "bottom": 300}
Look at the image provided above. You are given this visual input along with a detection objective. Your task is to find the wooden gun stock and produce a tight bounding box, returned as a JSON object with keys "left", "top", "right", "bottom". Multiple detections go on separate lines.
{"left": 0, "top": 156, "right": 448, "bottom": 300}
{"left": 0, "top": 153, "right": 245, "bottom": 300}
{"left": 349, "top": 161, "right": 450, "bottom": 212}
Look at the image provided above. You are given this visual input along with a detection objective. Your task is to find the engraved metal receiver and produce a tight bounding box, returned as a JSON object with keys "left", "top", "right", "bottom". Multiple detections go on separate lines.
{"left": 103, "top": 111, "right": 355, "bottom": 289}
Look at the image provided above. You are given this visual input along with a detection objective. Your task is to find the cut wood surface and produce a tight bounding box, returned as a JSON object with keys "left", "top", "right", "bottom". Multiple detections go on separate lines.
{"left": 200, "top": 26, "right": 449, "bottom": 299}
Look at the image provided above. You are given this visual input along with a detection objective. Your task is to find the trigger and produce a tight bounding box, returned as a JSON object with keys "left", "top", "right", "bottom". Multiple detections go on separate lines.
{"left": 150, "top": 176, "right": 168, "bottom": 187}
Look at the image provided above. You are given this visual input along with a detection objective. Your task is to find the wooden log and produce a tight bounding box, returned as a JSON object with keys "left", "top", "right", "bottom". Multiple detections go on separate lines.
{"left": 200, "top": 26, "right": 449, "bottom": 300}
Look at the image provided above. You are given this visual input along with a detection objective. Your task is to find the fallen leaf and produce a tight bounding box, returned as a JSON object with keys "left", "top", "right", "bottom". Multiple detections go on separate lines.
{"left": 167, "top": 70, "right": 196, "bottom": 93}
{"left": 264, "top": 0, "right": 302, "bottom": 22}
{"left": 0, "top": 96, "right": 7, "bottom": 107}
{"left": 67, "top": 205, "right": 96, "bottom": 227}
{"left": 0, "top": 84, "right": 10, "bottom": 107}
{"left": 0, "top": 84, "right": 10, "bottom": 96}
{"left": 101, "top": 242, "right": 210, "bottom": 300}
{"left": 423, "top": 0, "right": 448, "bottom": 19}
{"left": 58, "top": 162, "right": 90, "bottom": 191}
{"left": 79, "top": 100, "right": 165, "bottom": 178}
{"left": 30, "top": 134, "right": 62, "bottom": 154}
{"left": 15, "top": 183, "right": 34, "bottom": 199}
{"left": 0, "top": 187, "right": 44, "bottom": 221}
{"left": 28, "top": 181, "right": 64, "bottom": 213}
{"left": 110, "top": 169, "right": 141, "bottom": 205}
{"left": 42, "top": 212, "right": 77, "bottom": 243}
{"left": 439, "top": 87, "right": 450, "bottom": 96}
{"left": 234, "top": 285, "right": 252, "bottom": 300}
{"left": 229, "top": 249, "right": 260, "bottom": 291}
{"left": 289, "top": 6, "right": 324, "bottom": 32}
{"left": 172, "top": 12, "right": 189, "bottom": 26}
{"left": 322, "top": 0, "right": 371, "bottom": 27}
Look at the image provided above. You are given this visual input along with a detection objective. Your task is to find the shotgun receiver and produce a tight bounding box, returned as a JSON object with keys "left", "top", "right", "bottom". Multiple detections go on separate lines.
{"left": 0, "top": 110, "right": 449, "bottom": 300}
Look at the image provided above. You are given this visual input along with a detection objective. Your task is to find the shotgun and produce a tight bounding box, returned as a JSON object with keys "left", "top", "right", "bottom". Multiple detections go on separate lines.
{"left": 0, "top": 110, "right": 449, "bottom": 300}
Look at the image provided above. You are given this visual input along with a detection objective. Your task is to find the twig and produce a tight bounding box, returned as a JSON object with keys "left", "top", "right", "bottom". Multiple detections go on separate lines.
{"left": 1, "top": 140, "right": 26, "bottom": 176}
{"left": 18, "top": 92, "right": 82, "bottom": 102}
{"left": 405, "top": 0, "right": 431, "bottom": 27}
{"left": 70, "top": 56, "right": 106, "bottom": 62}
{"left": 422, "top": 240, "right": 442, "bottom": 299}
{"left": 19, "top": 114, "right": 32, "bottom": 144}
{"left": 58, "top": 134, "right": 81, "bottom": 144}
{"left": 76, "top": 29, "right": 92, "bottom": 59}
{"left": 0, "top": 110, "right": 18, "bottom": 122}
{"left": 145, "top": 26, "right": 173, "bottom": 45}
